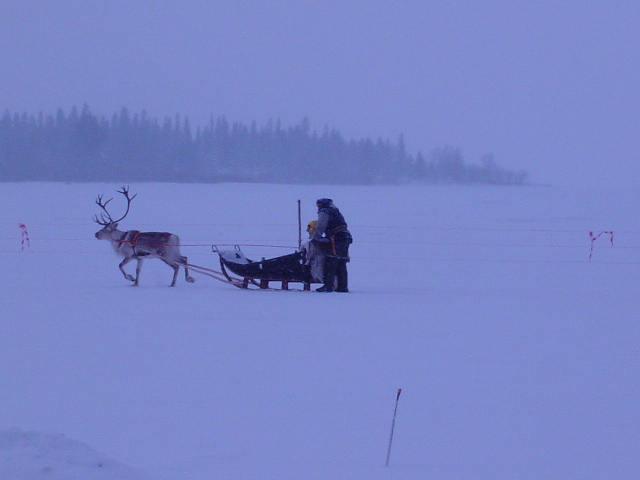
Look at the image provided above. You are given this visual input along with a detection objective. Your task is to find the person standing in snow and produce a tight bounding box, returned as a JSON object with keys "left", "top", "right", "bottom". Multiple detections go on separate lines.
{"left": 312, "top": 198, "right": 352, "bottom": 292}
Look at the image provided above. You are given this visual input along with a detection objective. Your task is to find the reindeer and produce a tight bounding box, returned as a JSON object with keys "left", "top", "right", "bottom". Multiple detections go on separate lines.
{"left": 93, "top": 186, "right": 195, "bottom": 287}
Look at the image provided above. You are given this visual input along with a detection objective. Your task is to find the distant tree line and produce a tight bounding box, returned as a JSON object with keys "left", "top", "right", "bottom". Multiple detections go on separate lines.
{"left": 0, "top": 105, "right": 528, "bottom": 184}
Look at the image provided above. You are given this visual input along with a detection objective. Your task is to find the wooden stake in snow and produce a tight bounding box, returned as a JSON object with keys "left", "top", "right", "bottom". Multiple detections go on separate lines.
{"left": 385, "top": 388, "right": 402, "bottom": 467}
{"left": 297, "top": 199, "right": 302, "bottom": 250}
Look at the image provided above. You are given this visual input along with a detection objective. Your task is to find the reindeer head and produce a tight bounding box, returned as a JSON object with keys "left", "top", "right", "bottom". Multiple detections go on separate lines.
{"left": 93, "top": 186, "right": 137, "bottom": 239}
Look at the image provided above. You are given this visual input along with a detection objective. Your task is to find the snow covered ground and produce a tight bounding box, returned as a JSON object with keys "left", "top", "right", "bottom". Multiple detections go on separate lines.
{"left": 1, "top": 182, "right": 638, "bottom": 479}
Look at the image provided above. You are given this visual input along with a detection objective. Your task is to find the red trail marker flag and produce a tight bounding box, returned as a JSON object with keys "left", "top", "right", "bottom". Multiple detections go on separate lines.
{"left": 19, "top": 223, "right": 30, "bottom": 250}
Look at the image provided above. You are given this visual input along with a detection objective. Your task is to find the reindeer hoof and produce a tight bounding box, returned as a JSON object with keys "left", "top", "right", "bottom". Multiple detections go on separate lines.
{"left": 186, "top": 277, "right": 195, "bottom": 283}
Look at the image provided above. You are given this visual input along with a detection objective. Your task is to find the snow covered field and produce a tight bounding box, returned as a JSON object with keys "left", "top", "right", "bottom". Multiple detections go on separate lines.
{"left": 1, "top": 182, "right": 638, "bottom": 479}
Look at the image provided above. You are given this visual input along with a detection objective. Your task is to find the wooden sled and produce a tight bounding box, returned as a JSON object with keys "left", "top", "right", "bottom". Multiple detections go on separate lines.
{"left": 213, "top": 245, "right": 319, "bottom": 290}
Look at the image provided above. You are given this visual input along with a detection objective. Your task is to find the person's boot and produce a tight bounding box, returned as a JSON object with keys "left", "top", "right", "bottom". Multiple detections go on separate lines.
{"left": 317, "top": 256, "right": 338, "bottom": 292}
{"left": 316, "top": 285, "right": 333, "bottom": 292}
{"left": 336, "top": 261, "right": 349, "bottom": 292}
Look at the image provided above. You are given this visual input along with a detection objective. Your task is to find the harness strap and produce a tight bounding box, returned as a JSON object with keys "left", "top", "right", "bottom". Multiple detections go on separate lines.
{"left": 118, "top": 231, "right": 140, "bottom": 250}
{"left": 128, "top": 231, "right": 141, "bottom": 255}
{"left": 117, "top": 232, "right": 128, "bottom": 250}
{"left": 129, "top": 231, "right": 141, "bottom": 245}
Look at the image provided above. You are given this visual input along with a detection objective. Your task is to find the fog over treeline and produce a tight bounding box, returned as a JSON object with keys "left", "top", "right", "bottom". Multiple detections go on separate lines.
{"left": 0, "top": 105, "right": 528, "bottom": 185}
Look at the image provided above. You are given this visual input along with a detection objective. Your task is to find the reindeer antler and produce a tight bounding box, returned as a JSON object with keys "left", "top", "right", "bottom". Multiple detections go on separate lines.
{"left": 92, "top": 186, "right": 137, "bottom": 225}
{"left": 93, "top": 194, "right": 114, "bottom": 226}
{"left": 114, "top": 186, "right": 137, "bottom": 223}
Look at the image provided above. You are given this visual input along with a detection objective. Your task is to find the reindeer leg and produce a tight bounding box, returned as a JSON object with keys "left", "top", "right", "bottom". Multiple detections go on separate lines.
{"left": 133, "top": 257, "right": 143, "bottom": 286}
{"left": 159, "top": 258, "right": 180, "bottom": 287}
{"left": 119, "top": 257, "right": 136, "bottom": 283}
{"left": 170, "top": 264, "right": 179, "bottom": 287}
{"left": 182, "top": 256, "right": 195, "bottom": 283}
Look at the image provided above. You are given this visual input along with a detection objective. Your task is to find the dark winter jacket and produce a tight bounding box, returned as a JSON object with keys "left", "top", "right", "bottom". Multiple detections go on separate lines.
{"left": 313, "top": 205, "right": 352, "bottom": 243}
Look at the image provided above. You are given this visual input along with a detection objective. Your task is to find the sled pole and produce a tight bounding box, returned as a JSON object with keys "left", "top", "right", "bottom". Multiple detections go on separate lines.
{"left": 297, "top": 199, "right": 302, "bottom": 250}
{"left": 385, "top": 388, "right": 402, "bottom": 467}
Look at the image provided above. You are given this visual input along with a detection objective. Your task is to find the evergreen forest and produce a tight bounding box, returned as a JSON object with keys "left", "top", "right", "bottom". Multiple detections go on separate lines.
{"left": 0, "top": 105, "right": 529, "bottom": 185}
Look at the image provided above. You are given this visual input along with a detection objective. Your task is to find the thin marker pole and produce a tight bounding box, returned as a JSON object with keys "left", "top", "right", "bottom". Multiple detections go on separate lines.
{"left": 297, "top": 199, "right": 302, "bottom": 250}
{"left": 385, "top": 388, "right": 402, "bottom": 467}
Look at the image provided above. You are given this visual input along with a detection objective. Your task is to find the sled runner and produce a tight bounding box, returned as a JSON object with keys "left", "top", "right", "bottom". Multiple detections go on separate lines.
{"left": 213, "top": 245, "right": 317, "bottom": 290}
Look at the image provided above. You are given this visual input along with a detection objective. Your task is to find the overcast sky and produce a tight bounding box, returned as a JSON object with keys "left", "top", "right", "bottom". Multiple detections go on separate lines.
{"left": 1, "top": 1, "right": 638, "bottom": 187}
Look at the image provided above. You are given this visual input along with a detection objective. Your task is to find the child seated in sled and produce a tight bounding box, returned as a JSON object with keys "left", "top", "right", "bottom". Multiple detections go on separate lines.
{"left": 301, "top": 220, "right": 329, "bottom": 283}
